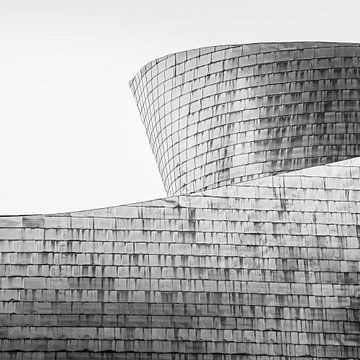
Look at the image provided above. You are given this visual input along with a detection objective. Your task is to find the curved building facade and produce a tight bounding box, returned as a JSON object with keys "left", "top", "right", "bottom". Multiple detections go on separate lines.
{"left": 0, "top": 42, "right": 359, "bottom": 359}
{"left": 130, "top": 42, "right": 360, "bottom": 195}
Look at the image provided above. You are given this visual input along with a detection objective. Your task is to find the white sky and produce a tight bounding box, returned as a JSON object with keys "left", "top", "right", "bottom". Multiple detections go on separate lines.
{"left": 0, "top": 0, "right": 358, "bottom": 214}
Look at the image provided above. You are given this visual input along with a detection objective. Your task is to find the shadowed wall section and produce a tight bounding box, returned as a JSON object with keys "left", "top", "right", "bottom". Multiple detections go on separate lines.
{"left": 0, "top": 42, "right": 360, "bottom": 359}
{"left": 130, "top": 42, "right": 360, "bottom": 195}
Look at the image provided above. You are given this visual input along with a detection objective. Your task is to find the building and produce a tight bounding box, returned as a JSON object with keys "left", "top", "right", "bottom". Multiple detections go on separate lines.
{"left": 1, "top": 42, "right": 359, "bottom": 359}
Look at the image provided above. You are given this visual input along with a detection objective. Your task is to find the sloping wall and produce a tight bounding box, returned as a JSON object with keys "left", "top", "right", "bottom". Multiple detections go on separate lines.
{"left": 0, "top": 158, "right": 359, "bottom": 359}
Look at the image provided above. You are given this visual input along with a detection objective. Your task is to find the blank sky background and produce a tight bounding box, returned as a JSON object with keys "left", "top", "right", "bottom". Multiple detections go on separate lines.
{"left": 0, "top": 0, "right": 358, "bottom": 214}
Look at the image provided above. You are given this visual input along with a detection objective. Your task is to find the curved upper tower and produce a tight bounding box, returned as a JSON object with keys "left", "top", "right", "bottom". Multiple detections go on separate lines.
{"left": 130, "top": 42, "right": 360, "bottom": 195}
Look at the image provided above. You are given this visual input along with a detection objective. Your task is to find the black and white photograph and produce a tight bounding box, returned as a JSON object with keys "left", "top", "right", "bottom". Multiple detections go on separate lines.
{"left": 0, "top": 1, "right": 359, "bottom": 359}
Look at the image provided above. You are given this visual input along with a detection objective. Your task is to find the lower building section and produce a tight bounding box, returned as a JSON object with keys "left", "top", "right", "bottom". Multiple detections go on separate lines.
{"left": 0, "top": 158, "right": 359, "bottom": 359}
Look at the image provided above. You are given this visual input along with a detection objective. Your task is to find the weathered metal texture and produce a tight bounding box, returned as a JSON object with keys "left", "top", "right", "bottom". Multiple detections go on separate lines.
{"left": 130, "top": 42, "right": 360, "bottom": 195}
{"left": 0, "top": 158, "right": 359, "bottom": 359}
{"left": 0, "top": 43, "right": 360, "bottom": 359}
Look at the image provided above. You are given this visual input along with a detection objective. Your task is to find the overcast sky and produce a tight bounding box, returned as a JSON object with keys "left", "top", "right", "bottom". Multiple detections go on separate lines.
{"left": 0, "top": 0, "right": 358, "bottom": 214}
